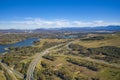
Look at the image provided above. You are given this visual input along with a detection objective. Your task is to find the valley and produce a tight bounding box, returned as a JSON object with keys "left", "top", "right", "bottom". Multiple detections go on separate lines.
{"left": 0, "top": 31, "right": 120, "bottom": 80}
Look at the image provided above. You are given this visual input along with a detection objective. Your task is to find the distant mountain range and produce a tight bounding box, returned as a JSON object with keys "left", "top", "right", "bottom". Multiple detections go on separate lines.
{"left": 58, "top": 25, "right": 120, "bottom": 32}
{"left": 0, "top": 25, "right": 120, "bottom": 33}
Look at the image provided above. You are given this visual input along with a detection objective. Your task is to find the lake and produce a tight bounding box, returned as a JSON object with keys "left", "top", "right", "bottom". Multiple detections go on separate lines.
{"left": 0, "top": 38, "right": 39, "bottom": 53}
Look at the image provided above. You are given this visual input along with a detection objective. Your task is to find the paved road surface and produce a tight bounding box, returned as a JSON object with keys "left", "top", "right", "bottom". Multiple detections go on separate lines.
{"left": 26, "top": 44, "right": 65, "bottom": 80}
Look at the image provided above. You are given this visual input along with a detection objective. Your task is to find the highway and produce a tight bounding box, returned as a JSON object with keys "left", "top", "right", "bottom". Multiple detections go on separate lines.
{"left": 1, "top": 39, "right": 119, "bottom": 80}
{"left": 26, "top": 44, "right": 65, "bottom": 80}
{"left": 0, "top": 41, "right": 73, "bottom": 80}
{"left": 26, "top": 51, "right": 48, "bottom": 80}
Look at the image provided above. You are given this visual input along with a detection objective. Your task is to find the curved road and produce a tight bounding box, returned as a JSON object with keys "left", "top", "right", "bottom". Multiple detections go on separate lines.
{"left": 26, "top": 44, "right": 65, "bottom": 80}
{"left": 26, "top": 40, "right": 120, "bottom": 80}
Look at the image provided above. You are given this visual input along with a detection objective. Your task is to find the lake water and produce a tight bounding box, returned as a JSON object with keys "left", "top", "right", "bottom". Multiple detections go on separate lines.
{"left": 0, "top": 38, "right": 39, "bottom": 53}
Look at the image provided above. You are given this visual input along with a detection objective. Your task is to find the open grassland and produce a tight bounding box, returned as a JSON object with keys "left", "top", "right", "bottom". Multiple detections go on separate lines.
{"left": 35, "top": 50, "right": 120, "bottom": 80}
{"left": 34, "top": 33, "right": 120, "bottom": 80}
{"left": 0, "top": 33, "right": 120, "bottom": 80}
{"left": 75, "top": 34, "right": 120, "bottom": 48}
{"left": 34, "top": 38, "right": 120, "bottom": 80}
{"left": 0, "top": 38, "right": 69, "bottom": 80}
{"left": 35, "top": 39, "right": 69, "bottom": 48}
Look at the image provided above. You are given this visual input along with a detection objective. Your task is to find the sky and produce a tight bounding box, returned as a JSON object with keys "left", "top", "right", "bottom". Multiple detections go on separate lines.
{"left": 0, "top": 0, "right": 120, "bottom": 29}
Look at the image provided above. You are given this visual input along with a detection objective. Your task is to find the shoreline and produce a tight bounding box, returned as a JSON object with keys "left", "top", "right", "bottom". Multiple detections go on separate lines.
{"left": 0, "top": 38, "right": 40, "bottom": 54}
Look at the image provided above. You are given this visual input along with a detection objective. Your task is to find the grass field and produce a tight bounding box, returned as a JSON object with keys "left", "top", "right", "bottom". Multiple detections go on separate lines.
{"left": 0, "top": 33, "right": 120, "bottom": 80}
{"left": 75, "top": 34, "right": 120, "bottom": 48}
{"left": 35, "top": 44, "right": 120, "bottom": 80}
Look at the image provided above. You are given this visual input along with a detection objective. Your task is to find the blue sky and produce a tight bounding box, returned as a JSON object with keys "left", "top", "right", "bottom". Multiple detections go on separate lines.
{"left": 0, "top": 0, "right": 120, "bottom": 29}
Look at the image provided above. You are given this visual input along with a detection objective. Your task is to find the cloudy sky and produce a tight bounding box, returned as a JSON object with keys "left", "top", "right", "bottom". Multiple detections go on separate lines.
{"left": 0, "top": 0, "right": 120, "bottom": 29}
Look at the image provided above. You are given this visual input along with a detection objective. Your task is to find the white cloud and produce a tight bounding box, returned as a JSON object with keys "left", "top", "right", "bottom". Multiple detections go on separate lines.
{"left": 72, "top": 21, "right": 92, "bottom": 27}
{"left": 0, "top": 18, "right": 120, "bottom": 29}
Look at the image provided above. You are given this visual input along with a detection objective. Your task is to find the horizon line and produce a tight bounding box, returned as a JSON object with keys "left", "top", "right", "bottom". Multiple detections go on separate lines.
{"left": 0, "top": 25, "right": 120, "bottom": 30}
